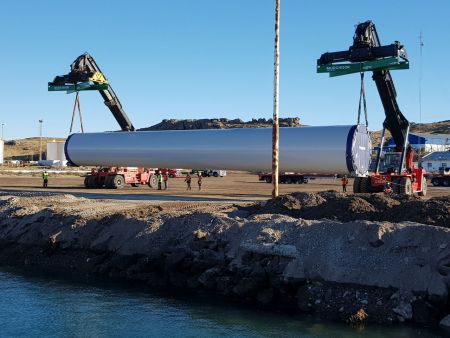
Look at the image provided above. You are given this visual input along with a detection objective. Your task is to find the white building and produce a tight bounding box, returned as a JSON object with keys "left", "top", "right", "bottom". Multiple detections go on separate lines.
{"left": 46, "top": 141, "right": 66, "bottom": 161}
{"left": 0, "top": 139, "right": 3, "bottom": 165}
{"left": 421, "top": 151, "right": 450, "bottom": 173}
{"left": 386, "top": 132, "right": 450, "bottom": 152}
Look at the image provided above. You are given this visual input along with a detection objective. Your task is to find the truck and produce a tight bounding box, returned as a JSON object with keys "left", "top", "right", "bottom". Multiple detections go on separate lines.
{"left": 49, "top": 53, "right": 178, "bottom": 189}
{"left": 429, "top": 168, "right": 450, "bottom": 187}
{"left": 191, "top": 169, "right": 227, "bottom": 177}
{"left": 317, "top": 21, "right": 427, "bottom": 196}
{"left": 258, "top": 172, "right": 337, "bottom": 184}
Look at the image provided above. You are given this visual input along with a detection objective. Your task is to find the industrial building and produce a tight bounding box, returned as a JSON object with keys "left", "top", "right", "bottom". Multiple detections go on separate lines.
{"left": 386, "top": 133, "right": 450, "bottom": 152}
{"left": 420, "top": 151, "right": 450, "bottom": 173}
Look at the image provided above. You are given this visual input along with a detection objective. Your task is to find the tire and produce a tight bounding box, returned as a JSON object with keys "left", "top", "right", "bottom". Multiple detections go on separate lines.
{"left": 131, "top": 183, "right": 139, "bottom": 187}
{"left": 392, "top": 178, "right": 400, "bottom": 194}
{"left": 418, "top": 178, "right": 427, "bottom": 197}
{"left": 87, "top": 175, "right": 99, "bottom": 189}
{"left": 169, "top": 174, "right": 175, "bottom": 179}
{"left": 353, "top": 177, "right": 361, "bottom": 193}
{"left": 213, "top": 172, "right": 219, "bottom": 177}
{"left": 431, "top": 178, "right": 441, "bottom": 187}
{"left": 84, "top": 176, "right": 90, "bottom": 188}
{"left": 360, "top": 177, "right": 371, "bottom": 193}
{"left": 399, "top": 177, "right": 412, "bottom": 195}
{"left": 148, "top": 174, "right": 158, "bottom": 189}
{"left": 104, "top": 176, "right": 114, "bottom": 189}
{"left": 265, "top": 177, "right": 272, "bottom": 183}
{"left": 112, "top": 175, "right": 125, "bottom": 189}
{"left": 443, "top": 179, "right": 450, "bottom": 187}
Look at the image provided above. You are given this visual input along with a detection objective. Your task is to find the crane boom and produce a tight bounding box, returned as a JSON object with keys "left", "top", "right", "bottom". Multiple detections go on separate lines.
{"left": 49, "top": 53, "right": 135, "bottom": 131}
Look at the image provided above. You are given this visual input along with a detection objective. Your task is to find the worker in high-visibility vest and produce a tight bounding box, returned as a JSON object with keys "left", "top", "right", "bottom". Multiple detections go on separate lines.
{"left": 157, "top": 172, "right": 163, "bottom": 190}
{"left": 341, "top": 175, "right": 349, "bottom": 193}
{"left": 42, "top": 170, "right": 49, "bottom": 188}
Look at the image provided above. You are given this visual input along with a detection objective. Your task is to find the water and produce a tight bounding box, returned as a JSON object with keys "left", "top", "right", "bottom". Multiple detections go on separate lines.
{"left": 0, "top": 268, "right": 444, "bottom": 338}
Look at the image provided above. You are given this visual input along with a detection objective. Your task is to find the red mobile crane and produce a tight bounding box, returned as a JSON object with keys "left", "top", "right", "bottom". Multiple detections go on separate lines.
{"left": 317, "top": 21, "right": 427, "bottom": 196}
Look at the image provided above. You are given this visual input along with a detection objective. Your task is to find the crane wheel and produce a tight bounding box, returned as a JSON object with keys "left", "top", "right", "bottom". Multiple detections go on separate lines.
{"left": 443, "top": 179, "right": 450, "bottom": 187}
{"left": 418, "top": 178, "right": 427, "bottom": 197}
{"left": 148, "top": 175, "right": 158, "bottom": 189}
{"left": 353, "top": 177, "right": 361, "bottom": 193}
{"left": 399, "top": 177, "right": 412, "bottom": 195}
{"left": 112, "top": 175, "right": 125, "bottom": 189}
{"left": 359, "top": 177, "right": 371, "bottom": 193}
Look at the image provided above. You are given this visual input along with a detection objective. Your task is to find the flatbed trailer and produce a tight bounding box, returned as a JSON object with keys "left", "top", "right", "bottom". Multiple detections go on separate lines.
{"left": 258, "top": 172, "right": 337, "bottom": 184}
{"left": 427, "top": 168, "right": 450, "bottom": 187}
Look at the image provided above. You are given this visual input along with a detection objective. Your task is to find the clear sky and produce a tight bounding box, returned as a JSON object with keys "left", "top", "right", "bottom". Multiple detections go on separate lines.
{"left": 0, "top": 0, "right": 448, "bottom": 139}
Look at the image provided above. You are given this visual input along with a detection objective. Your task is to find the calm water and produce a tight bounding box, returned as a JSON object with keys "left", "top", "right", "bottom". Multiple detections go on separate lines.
{"left": 0, "top": 268, "right": 444, "bottom": 338}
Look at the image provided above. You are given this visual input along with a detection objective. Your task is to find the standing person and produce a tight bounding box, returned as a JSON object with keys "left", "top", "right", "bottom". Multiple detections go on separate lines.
{"left": 42, "top": 170, "right": 49, "bottom": 188}
{"left": 197, "top": 174, "right": 202, "bottom": 191}
{"left": 384, "top": 181, "right": 393, "bottom": 194}
{"left": 185, "top": 174, "right": 192, "bottom": 190}
{"left": 341, "top": 174, "right": 349, "bottom": 193}
{"left": 157, "top": 172, "right": 163, "bottom": 190}
{"left": 163, "top": 172, "right": 169, "bottom": 190}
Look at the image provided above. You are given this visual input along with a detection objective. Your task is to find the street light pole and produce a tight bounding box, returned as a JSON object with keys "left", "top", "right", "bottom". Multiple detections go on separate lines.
{"left": 1, "top": 123, "right": 4, "bottom": 140}
{"left": 39, "top": 119, "right": 43, "bottom": 161}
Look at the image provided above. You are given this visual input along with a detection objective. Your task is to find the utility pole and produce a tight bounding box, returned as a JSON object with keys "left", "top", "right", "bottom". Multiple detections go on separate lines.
{"left": 1, "top": 123, "right": 4, "bottom": 140}
{"left": 39, "top": 119, "right": 43, "bottom": 161}
{"left": 271, "top": 0, "right": 281, "bottom": 199}
{"left": 418, "top": 31, "right": 424, "bottom": 159}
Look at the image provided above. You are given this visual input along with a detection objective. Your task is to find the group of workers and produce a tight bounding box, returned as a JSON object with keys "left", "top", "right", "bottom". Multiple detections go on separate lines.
{"left": 154, "top": 172, "right": 203, "bottom": 191}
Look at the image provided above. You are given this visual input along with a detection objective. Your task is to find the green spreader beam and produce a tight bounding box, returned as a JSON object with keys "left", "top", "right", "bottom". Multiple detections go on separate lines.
{"left": 48, "top": 81, "right": 109, "bottom": 94}
{"left": 317, "top": 56, "right": 409, "bottom": 77}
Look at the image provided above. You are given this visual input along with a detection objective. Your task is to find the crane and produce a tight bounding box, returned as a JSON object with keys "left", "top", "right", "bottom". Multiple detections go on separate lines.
{"left": 48, "top": 53, "right": 135, "bottom": 131}
{"left": 317, "top": 21, "right": 427, "bottom": 196}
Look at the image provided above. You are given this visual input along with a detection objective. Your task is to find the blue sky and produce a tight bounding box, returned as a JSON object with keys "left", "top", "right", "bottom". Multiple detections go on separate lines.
{"left": 0, "top": 0, "right": 448, "bottom": 139}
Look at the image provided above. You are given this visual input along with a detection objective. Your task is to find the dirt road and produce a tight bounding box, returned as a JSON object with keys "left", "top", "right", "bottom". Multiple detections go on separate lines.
{"left": 0, "top": 172, "right": 448, "bottom": 202}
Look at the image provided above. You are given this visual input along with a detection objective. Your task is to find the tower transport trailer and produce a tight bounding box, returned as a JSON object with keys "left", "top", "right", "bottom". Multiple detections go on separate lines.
{"left": 84, "top": 167, "right": 156, "bottom": 189}
{"left": 259, "top": 172, "right": 337, "bottom": 184}
{"left": 428, "top": 168, "right": 450, "bottom": 187}
{"left": 317, "top": 21, "right": 427, "bottom": 196}
{"left": 84, "top": 167, "right": 185, "bottom": 189}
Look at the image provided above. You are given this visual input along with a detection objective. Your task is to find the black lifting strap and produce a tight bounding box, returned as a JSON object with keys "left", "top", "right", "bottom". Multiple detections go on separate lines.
{"left": 357, "top": 72, "right": 369, "bottom": 127}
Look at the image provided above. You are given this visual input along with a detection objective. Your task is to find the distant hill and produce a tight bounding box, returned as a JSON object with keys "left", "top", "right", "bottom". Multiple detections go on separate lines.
{"left": 3, "top": 137, "right": 65, "bottom": 161}
{"left": 138, "top": 117, "right": 301, "bottom": 131}
{"left": 410, "top": 120, "right": 450, "bottom": 134}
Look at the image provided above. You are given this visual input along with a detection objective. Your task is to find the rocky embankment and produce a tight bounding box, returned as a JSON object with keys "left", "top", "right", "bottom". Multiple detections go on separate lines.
{"left": 138, "top": 117, "right": 301, "bottom": 131}
{"left": 0, "top": 191, "right": 450, "bottom": 329}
